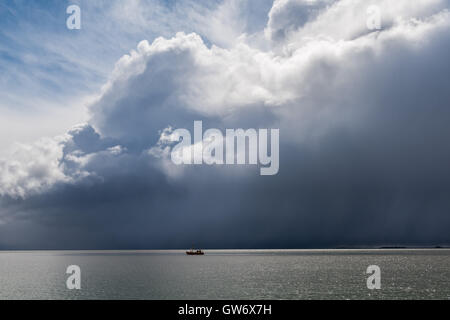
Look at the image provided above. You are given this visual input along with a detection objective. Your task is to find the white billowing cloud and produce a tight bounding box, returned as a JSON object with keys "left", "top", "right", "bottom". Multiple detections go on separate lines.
{"left": 89, "top": 32, "right": 279, "bottom": 141}
{"left": 0, "top": 123, "right": 107, "bottom": 198}
{"left": 90, "top": 0, "right": 449, "bottom": 141}
{"left": 0, "top": 136, "right": 69, "bottom": 199}
{"left": 1, "top": 0, "right": 449, "bottom": 199}
{"left": 266, "top": 0, "right": 447, "bottom": 45}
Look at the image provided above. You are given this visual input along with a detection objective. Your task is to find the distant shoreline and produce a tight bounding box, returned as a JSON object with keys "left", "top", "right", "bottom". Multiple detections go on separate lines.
{"left": 0, "top": 246, "right": 449, "bottom": 252}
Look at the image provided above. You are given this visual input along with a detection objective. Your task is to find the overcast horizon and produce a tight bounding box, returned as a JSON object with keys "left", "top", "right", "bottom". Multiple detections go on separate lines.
{"left": 1, "top": 0, "right": 450, "bottom": 250}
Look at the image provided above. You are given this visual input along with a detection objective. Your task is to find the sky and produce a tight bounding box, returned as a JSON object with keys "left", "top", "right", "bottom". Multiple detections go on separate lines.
{"left": 0, "top": 0, "right": 449, "bottom": 249}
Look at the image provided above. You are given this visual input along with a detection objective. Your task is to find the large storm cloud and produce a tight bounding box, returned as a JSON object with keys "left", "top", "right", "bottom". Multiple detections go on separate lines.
{"left": 0, "top": 0, "right": 449, "bottom": 249}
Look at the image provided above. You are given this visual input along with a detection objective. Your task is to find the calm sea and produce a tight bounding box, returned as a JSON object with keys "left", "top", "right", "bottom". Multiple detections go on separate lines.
{"left": 0, "top": 249, "right": 449, "bottom": 300}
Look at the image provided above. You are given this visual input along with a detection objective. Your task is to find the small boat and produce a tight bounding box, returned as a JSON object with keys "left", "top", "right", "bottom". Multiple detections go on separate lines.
{"left": 186, "top": 248, "right": 204, "bottom": 255}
